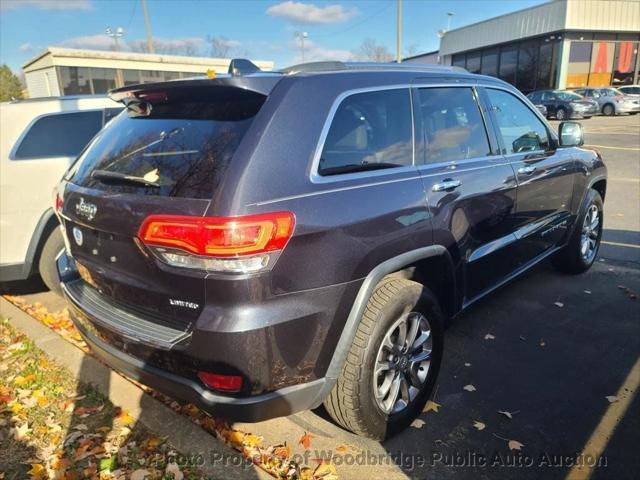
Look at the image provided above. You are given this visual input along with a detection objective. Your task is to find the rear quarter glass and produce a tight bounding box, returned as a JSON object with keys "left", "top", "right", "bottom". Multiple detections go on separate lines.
{"left": 67, "top": 87, "right": 266, "bottom": 199}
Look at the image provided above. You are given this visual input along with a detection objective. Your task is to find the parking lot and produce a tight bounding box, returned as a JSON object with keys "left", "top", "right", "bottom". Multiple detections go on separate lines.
{"left": 2, "top": 114, "right": 639, "bottom": 480}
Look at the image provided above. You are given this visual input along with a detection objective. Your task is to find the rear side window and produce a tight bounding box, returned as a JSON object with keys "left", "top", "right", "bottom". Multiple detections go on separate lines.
{"left": 68, "top": 87, "right": 265, "bottom": 199}
{"left": 417, "top": 87, "right": 491, "bottom": 163}
{"left": 13, "top": 111, "right": 102, "bottom": 159}
{"left": 318, "top": 88, "right": 413, "bottom": 176}
{"left": 486, "top": 89, "right": 549, "bottom": 155}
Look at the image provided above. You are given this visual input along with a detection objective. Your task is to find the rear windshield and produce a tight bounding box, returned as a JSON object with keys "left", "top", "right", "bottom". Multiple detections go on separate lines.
{"left": 67, "top": 87, "right": 265, "bottom": 199}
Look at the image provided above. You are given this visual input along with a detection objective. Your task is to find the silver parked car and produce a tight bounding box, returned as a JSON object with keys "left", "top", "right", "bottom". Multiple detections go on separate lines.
{"left": 618, "top": 85, "right": 640, "bottom": 97}
{"left": 575, "top": 87, "right": 640, "bottom": 116}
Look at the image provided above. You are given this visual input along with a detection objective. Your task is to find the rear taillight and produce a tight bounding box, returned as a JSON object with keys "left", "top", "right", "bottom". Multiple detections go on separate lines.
{"left": 138, "top": 212, "right": 295, "bottom": 273}
{"left": 197, "top": 371, "right": 243, "bottom": 392}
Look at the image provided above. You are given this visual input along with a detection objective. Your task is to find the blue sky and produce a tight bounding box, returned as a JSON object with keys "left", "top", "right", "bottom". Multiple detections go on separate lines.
{"left": 0, "top": 0, "right": 545, "bottom": 72}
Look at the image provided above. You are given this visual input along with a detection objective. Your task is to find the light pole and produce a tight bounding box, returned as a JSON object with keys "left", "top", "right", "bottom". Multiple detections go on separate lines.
{"left": 105, "top": 27, "right": 124, "bottom": 51}
{"left": 295, "top": 31, "right": 308, "bottom": 63}
{"left": 396, "top": 0, "right": 402, "bottom": 63}
{"left": 446, "top": 12, "right": 454, "bottom": 32}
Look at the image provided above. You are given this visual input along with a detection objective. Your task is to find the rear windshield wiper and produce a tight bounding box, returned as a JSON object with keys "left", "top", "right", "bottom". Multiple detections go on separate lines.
{"left": 91, "top": 170, "right": 161, "bottom": 188}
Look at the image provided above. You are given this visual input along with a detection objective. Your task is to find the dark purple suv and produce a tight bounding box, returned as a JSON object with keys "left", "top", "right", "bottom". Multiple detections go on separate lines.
{"left": 56, "top": 61, "right": 607, "bottom": 439}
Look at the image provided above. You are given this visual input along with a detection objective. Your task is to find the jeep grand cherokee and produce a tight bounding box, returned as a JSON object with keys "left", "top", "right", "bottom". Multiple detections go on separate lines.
{"left": 55, "top": 61, "right": 606, "bottom": 440}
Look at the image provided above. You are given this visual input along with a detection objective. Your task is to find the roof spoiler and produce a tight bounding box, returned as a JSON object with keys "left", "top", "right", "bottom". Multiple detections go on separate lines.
{"left": 228, "top": 58, "right": 261, "bottom": 77}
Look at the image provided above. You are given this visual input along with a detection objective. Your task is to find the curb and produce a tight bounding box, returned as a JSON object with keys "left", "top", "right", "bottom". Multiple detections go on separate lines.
{"left": 1, "top": 297, "right": 270, "bottom": 480}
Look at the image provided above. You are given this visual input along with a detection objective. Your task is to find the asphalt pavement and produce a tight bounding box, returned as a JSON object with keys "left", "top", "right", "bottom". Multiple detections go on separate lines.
{"left": 2, "top": 114, "right": 639, "bottom": 480}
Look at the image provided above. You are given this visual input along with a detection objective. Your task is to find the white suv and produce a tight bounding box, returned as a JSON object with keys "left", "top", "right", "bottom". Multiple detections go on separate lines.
{"left": 0, "top": 95, "right": 121, "bottom": 293}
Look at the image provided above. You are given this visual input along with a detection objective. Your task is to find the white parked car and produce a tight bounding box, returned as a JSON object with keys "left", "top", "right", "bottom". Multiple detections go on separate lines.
{"left": 0, "top": 95, "right": 122, "bottom": 293}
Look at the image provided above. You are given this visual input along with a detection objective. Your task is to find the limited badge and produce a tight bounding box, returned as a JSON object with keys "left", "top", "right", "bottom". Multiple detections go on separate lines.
{"left": 72, "top": 227, "right": 83, "bottom": 246}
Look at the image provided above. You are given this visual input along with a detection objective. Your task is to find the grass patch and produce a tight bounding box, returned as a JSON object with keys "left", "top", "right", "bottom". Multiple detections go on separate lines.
{"left": 0, "top": 317, "right": 205, "bottom": 480}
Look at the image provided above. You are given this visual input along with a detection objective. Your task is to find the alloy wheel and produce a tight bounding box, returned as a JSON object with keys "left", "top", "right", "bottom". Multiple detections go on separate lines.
{"left": 580, "top": 204, "right": 601, "bottom": 263}
{"left": 373, "top": 311, "right": 432, "bottom": 414}
{"left": 556, "top": 108, "right": 566, "bottom": 120}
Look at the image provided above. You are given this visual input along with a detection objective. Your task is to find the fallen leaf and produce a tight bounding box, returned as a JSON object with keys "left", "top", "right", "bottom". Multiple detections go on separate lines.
{"left": 484, "top": 333, "right": 495, "bottom": 340}
{"left": 424, "top": 400, "right": 441, "bottom": 412}
{"left": 165, "top": 462, "right": 184, "bottom": 480}
{"left": 508, "top": 439, "right": 524, "bottom": 451}
{"left": 273, "top": 444, "right": 291, "bottom": 460}
{"left": 473, "top": 421, "right": 486, "bottom": 431}
{"left": 584, "top": 290, "right": 592, "bottom": 294}
{"left": 498, "top": 410, "right": 513, "bottom": 419}
{"left": 554, "top": 301, "right": 564, "bottom": 308}
{"left": 539, "top": 339, "right": 546, "bottom": 347}
{"left": 335, "top": 444, "right": 349, "bottom": 454}
{"left": 411, "top": 418, "right": 426, "bottom": 429}
{"left": 313, "top": 461, "right": 338, "bottom": 480}
{"left": 117, "top": 410, "right": 135, "bottom": 426}
{"left": 242, "top": 433, "right": 262, "bottom": 448}
{"left": 12, "top": 422, "right": 31, "bottom": 441}
{"left": 299, "top": 432, "right": 315, "bottom": 450}
{"left": 299, "top": 467, "right": 314, "bottom": 480}
{"left": 130, "top": 469, "right": 150, "bottom": 480}
{"left": 605, "top": 395, "right": 619, "bottom": 403}
{"left": 463, "top": 384, "right": 476, "bottom": 392}
{"left": 464, "top": 362, "right": 471, "bottom": 367}
{"left": 27, "top": 463, "right": 45, "bottom": 479}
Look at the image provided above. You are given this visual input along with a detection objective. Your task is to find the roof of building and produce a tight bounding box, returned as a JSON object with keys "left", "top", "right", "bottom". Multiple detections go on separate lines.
{"left": 439, "top": 0, "right": 640, "bottom": 56}
{"left": 23, "top": 47, "right": 274, "bottom": 72}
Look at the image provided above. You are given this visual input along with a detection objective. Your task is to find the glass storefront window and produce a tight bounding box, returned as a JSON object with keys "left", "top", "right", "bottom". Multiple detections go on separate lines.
{"left": 163, "top": 71, "right": 180, "bottom": 80}
{"left": 612, "top": 41, "right": 638, "bottom": 86}
{"left": 516, "top": 41, "right": 538, "bottom": 92}
{"left": 466, "top": 52, "right": 481, "bottom": 74}
{"left": 498, "top": 46, "right": 518, "bottom": 85}
{"left": 90, "top": 68, "right": 117, "bottom": 94}
{"left": 566, "top": 42, "right": 592, "bottom": 88}
{"left": 140, "top": 70, "right": 165, "bottom": 83}
{"left": 537, "top": 42, "right": 557, "bottom": 90}
{"left": 59, "top": 66, "right": 92, "bottom": 95}
{"left": 452, "top": 54, "right": 466, "bottom": 69}
{"left": 122, "top": 69, "right": 141, "bottom": 86}
{"left": 481, "top": 49, "right": 498, "bottom": 77}
{"left": 588, "top": 42, "right": 615, "bottom": 87}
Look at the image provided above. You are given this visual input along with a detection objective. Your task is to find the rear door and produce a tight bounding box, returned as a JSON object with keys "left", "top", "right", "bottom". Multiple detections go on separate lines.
{"left": 59, "top": 86, "right": 267, "bottom": 324}
{"left": 1, "top": 110, "right": 103, "bottom": 266}
{"left": 483, "top": 87, "right": 575, "bottom": 264}
{"left": 414, "top": 85, "right": 520, "bottom": 304}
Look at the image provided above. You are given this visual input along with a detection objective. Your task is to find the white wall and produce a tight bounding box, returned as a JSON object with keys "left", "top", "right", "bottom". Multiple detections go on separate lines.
{"left": 24, "top": 68, "right": 60, "bottom": 98}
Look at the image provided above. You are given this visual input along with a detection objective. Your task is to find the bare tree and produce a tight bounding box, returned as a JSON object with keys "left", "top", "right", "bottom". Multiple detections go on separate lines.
{"left": 208, "top": 36, "right": 232, "bottom": 58}
{"left": 404, "top": 44, "right": 419, "bottom": 58}
{"left": 353, "top": 38, "right": 394, "bottom": 62}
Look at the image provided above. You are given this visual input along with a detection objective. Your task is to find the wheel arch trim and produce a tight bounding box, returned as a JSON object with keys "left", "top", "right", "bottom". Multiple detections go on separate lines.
{"left": 310, "top": 245, "right": 451, "bottom": 407}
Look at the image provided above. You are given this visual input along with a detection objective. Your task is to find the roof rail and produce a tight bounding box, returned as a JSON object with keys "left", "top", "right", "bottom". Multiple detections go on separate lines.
{"left": 280, "top": 61, "right": 467, "bottom": 75}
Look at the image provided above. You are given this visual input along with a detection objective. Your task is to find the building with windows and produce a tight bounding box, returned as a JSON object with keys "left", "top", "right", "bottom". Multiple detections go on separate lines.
{"left": 22, "top": 47, "right": 274, "bottom": 98}
{"left": 413, "top": 0, "right": 640, "bottom": 93}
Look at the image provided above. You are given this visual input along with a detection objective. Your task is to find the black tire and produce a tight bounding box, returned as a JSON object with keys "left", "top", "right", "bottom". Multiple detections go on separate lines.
{"left": 38, "top": 227, "right": 64, "bottom": 296}
{"left": 324, "top": 278, "right": 444, "bottom": 440}
{"left": 602, "top": 103, "right": 615, "bottom": 116}
{"left": 556, "top": 107, "right": 567, "bottom": 120}
{"left": 552, "top": 189, "right": 603, "bottom": 274}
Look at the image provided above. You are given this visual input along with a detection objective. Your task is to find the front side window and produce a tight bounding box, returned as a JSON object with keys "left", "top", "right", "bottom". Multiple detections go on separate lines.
{"left": 417, "top": 87, "right": 490, "bottom": 163}
{"left": 318, "top": 88, "right": 413, "bottom": 176}
{"left": 13, "top": 111, "right": 102, "bottom": 159}
{"left": 486, "top": 89, "right": 550, "bottom": 155}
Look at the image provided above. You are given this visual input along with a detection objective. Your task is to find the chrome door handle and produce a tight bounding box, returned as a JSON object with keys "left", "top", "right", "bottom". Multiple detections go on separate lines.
{"left": 432, "top": 179, "right": 462, "bottom": 192}
{"left": 518, "top": 165, "right": 537, "bottom": 175}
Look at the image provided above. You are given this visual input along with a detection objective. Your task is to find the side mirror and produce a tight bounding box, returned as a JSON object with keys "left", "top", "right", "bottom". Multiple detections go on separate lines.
{"left": 558, "top": 121, "right": 584, "bottom": 147}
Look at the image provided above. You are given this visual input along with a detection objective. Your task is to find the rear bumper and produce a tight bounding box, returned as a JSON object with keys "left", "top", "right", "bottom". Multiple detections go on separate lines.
{"left": 58, "top": 253, "right": 356, "bottom": 421}
{"left": 69, "top": 312, "right": 327, "bottom": 422}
